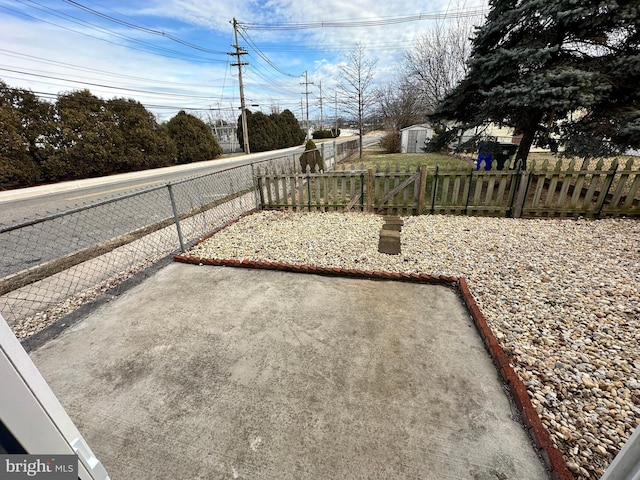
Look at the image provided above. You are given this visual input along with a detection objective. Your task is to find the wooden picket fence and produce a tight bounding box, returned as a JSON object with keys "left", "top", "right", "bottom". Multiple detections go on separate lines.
{"left": 255, "top": 157, "right": 640, "bottom": 218}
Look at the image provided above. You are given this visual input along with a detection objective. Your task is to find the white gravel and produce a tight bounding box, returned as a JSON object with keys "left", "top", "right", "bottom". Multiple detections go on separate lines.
{"left": 186, "top": 210, "right": 640, "bottom": 480}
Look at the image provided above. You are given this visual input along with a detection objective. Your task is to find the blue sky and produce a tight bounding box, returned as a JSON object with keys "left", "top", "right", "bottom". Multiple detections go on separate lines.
{"left": 0, "top": 0, "right": 487, "bottom": 123}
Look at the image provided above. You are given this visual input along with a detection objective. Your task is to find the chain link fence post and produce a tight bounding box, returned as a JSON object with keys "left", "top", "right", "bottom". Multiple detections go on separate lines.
{"left": 167, "top": 183, "right": 185, "bottom": 253}
{"left": 251, "top": 163, "right": 261, "bottom": 210}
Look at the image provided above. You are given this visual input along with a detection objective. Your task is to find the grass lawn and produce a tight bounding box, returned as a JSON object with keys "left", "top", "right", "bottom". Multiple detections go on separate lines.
{"left": 339, "top": 147, "right": 472, "bottom": 171}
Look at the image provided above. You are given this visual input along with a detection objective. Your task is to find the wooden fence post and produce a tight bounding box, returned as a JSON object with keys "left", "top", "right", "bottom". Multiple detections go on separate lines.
{"left": 596, "top": 159, "right": 619, "bottom": 217}
{"left": 506, "top": 160, "right": 521, "bottom": 218}
{"left": 464, "top": 169, "right": 474, "bottom": 215}
{"left": 430, "top": 164, "right": 439, "bottom": 215}
{"left": 512, "top": 169, "right": 530, "bottom": 218}
{"left": 417, "top": 165, "right": 428, "bottom": 215}
{"left": 366, "top": 168, "right": 374, "bottom": 212}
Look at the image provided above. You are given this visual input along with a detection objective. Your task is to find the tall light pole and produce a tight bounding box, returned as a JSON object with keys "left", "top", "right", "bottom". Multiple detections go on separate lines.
{"left": 229, "top": 18, "right": 250, "bottom": 154}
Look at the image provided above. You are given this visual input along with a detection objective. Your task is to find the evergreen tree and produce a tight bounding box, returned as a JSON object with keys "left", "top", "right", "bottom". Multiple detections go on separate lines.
{"left": 248, "top": 111, "right": 278, "bottom": 152}
{"left": 166, "top": 111, "right": 222, "bottom": 164}
{"left": 0, "top": 82, "right": 54, "bottom": 186}
{"left": 236, "top": 110, "right": 248, "bottom": 152}
{"left": 276, "top": 109, "right": 306, "bottom": 147}
{"left": 430, "top": 0, "right": 640, "bottom": 166}
{"left": 0, "top": 88, "right": 32, "bottom": 187}
{"left": 106, "top": 98, "right": 176, "bottom": 171}
{"left": 47, "top": 90, "right": 123, "bottom": 180}
{"left": 237, "top": 109, "right": 305, "bottom": 152}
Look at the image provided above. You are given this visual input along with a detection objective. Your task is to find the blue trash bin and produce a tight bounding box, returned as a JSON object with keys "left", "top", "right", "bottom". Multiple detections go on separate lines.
{"left": 477, "top": 141, "right": 495, "bottom": 170}
{"left": 477, "top": 152, "right": 493, "bottom": 170}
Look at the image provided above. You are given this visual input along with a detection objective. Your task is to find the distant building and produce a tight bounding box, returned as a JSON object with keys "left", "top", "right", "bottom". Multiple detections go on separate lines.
{"left": 400, "top": 124, "right": 434, "bottom": 153}
{"left": 401, "top": 123, "right": 529, "bottom": 153}
{"left": 211, "top": 124, "right": 241, "bottom": 153}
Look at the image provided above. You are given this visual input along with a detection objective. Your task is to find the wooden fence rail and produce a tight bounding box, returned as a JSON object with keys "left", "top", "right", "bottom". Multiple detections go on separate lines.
{"left": 255, "top": 158, "right": 640, "bottom": 218}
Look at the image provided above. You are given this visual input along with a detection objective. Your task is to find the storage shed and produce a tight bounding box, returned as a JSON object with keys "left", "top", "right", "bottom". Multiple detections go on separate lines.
{"left": 400, "top": 124, "right": 434, "bottom": 153}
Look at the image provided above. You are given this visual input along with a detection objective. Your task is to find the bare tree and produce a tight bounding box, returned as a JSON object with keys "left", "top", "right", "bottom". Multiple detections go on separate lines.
{"left": 375, "top": 80, "right": 423, "bottom": 131}
{"left": 338, "top": 44, "right": 377, "bottom": 159}
{"left": 403, "top": 19, "right": 473, "bottom": 114}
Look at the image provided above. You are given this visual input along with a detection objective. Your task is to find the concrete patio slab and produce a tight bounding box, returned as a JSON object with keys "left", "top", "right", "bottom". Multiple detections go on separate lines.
{"left": 29, "top": 263, "right": 550, "bottom": 479}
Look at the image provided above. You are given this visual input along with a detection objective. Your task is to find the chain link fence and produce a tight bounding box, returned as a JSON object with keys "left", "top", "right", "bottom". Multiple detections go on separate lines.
{"left": 0, "top": 141, "right": 360, "bottom": 339}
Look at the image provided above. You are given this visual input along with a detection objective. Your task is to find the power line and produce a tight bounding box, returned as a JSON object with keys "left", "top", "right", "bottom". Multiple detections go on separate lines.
{"left": 244, "top": 66, "right": 301, "bottom": 97}
{"left": 0, "top": 4, "right": 489, "bottom": 123}
{"left": 238, "top": 29, "right": 302, "bottom": 78}
{"left": 1, "top": 4, "right": 221, "bottom": 64}
{"left": 251, "top": 39, "right": 441, "bottom": 53}
{"left": 63, "top": 0, "right": 227, "bottom": 55}
{"left": 0, "top": 62, "right": 251, "bottom": 115}
{"left": 1, "top": 84, "right": 236, "bottom": 113}
{"left": 232, "top": 11, "right": 486, "bottom": 73}
{"left": 0, "top": 67, "right": 217, "bottom": 100}
{"left": 0, "top": 49, "right": 226, "bottom": 88}
{"left": 4, "top": 84, "right": 226, "bottom": 112}
{"left": 239, "top": 8, "right": 487, "bottom": 30}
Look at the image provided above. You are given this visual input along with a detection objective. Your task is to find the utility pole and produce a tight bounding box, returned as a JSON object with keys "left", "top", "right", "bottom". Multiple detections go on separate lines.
{"left": 301, "top": 71, "right": 314, "bottom": 139}
{"left": 318, "top": 81, "right": 324, "bottom": 131}
{"left": 229, "top": 18, "right": 250, "bottom": 154}
{"left": 300, "top": 98, "right": 304, "bottom": 130}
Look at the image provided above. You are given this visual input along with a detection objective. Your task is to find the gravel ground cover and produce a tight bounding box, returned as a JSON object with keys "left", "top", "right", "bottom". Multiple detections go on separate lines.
{"left": 185, "top": 210, "right": 640, "bottom": 480}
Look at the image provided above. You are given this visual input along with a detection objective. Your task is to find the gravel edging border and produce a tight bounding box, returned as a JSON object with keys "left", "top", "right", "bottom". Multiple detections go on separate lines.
{"left": 458, "top": 277, "right": 574, "bottom": 480}
{"left": 175, "top": 247, "right": 573, "bottom": 480}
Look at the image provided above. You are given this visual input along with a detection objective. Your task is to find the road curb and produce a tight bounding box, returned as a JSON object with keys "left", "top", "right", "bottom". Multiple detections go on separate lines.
{"left": 0, "top": 145, "right": 304, "bottom": 203}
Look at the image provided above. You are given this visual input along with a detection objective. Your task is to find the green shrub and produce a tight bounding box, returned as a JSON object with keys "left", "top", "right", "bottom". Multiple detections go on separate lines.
{"left": 312, "top": 128, "right": 340, "bottom": 139}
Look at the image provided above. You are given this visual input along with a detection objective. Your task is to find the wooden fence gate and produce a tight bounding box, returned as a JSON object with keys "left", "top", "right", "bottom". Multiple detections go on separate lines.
{"left": 255, "top": 158, "right": 640, "bottom": 218}
{"left": 255, "top": 164, "right": 428, "bottom": 215}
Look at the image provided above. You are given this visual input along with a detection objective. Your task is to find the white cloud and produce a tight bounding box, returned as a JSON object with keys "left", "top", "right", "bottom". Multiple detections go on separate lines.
{"left": 0, "top": 0, "right": 488, "bottom": 121}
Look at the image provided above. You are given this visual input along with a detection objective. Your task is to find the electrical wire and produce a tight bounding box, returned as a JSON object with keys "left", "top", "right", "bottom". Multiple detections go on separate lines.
{"left": 63, "top": 0, "right": 227, "bottom": 55}
{"left": 1, "top": 85, "right": 237, "bottom": 113}
{"left": 258, "top": 42, "right": 419, "bottom": 53}
{"left": 243, "top": 61, "right": 296, "bottom": 88}
{"left": 238, "top": 29, "right": 302, "bottom": 78}
{"left": 0, "top": 49, "right": 227, "bottom": 88}
{"left": 1, "top": 4, "right": 221, "bottom": 64}
{"left": 240, "top": 8, "right": 487, "bottom": 30}
{"left": 0, "top": 67, "right": 218, "bottom": 100}
{"left": 2, "top": 4, "right": 488, "bottom": 121}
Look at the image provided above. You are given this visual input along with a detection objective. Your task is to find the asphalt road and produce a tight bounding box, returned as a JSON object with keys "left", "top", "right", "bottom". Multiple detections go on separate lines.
{"left": 0, "top": 136, "right": 383, "bottom": 279}
{"left": 0, "top": 147, "right": 302, "bottom": 279}
{"left": 0, "top": 146, "right": 304, "bottom": 227}
{"left": 0, "top": 135, "right": 382, "bottom": 227}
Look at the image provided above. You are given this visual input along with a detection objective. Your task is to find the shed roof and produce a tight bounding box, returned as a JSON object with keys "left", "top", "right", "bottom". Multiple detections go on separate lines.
{"left": 400, "top": 124, "right": 431, "bottom": 132}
